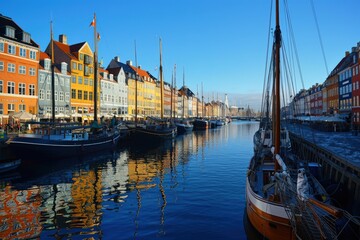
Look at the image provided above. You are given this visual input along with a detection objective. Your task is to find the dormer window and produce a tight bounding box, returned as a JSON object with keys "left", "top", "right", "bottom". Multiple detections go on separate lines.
{"left": 23, "top": 32, "right": 30, "bottom": 43}
{"left": 6, "top": 26, "right": 15, "bottom": 38}
{"left": 44, "top": 58, "right": 51, "bottom": 71}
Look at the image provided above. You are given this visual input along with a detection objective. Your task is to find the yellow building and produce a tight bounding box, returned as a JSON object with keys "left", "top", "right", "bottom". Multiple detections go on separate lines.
{"left": 47, "top": 35, "right": 96, "bottom": 123}
{"left": 129, "top": 64, "right": 156, "bottom": 118}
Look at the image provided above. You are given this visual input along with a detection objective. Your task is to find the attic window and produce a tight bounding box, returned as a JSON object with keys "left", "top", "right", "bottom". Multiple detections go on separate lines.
{"left": 23, "top": 32, "right": 30, "bottom": 43}
{"left": 6, "top": 26, "right": 15, "bottom": 38}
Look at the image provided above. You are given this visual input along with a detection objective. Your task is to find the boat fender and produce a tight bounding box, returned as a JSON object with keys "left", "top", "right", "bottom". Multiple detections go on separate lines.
{"left": 297, "top": 168, "right": 309, "bottom": 201}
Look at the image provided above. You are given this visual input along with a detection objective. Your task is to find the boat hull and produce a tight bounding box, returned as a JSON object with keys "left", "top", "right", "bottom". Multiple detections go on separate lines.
{"left": 7, "top": 134, "right": 120, "bottom": 159}
{"left": 176, "top": 124, "right": 193, "bottom": 134}
{"left": 0, "top": 158, "right": 21, "bottom": 173}
{"left": 246, "top": 176, "right": 295, "bottom": 240}
{"left": 129, "top": 126, "right": 177, "bottom": 141}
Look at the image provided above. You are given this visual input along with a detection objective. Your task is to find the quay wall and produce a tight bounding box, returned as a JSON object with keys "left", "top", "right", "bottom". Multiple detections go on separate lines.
{"left": 290, "top": 132, "right": 360, "bottom": 215}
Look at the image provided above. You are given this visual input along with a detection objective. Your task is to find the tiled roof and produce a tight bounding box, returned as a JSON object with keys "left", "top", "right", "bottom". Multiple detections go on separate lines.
{"left": 53, "top": 40, "right": 77, "bottom": 60}
{"left": 0, "top": 14, "right": 39, "bottom": 48}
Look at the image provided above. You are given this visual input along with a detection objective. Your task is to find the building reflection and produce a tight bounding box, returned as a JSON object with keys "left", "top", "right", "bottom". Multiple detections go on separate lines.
{"left": 0, "top": 131, "right": 209, "bottom": 239}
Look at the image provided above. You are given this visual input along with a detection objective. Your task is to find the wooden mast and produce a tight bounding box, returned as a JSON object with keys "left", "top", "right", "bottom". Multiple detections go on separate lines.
{"left": 134, "top": 40, "right": 138, "bottom": 127}
{"left": 159, "top": 38, "right": 164, "bottom": 119}
{"left": 93, "top": 13, "right": 98, "bottom": 124}
{"left": 274, "top": 0, "right": 281, "bottom": 171}
{"left": 50, "top": 21, "right": 55, "bottom": 123}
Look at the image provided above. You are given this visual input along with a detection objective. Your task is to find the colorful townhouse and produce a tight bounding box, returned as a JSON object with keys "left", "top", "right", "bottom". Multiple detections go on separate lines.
{"left": 46, "top": 35, "right": 96, "bottom": 123}
{"left": 99, "top": 67, "right": 128, "bottom": 117}
{"left": 352, "top": 45, "right": 360, "bottom": 127}
{"left": 0, "top": 14, "right": 40, "bottom": 124}
{"left": 338, "top": 50, "right": 357, "bottom": 117}
{"left": 309, "top": 84, "right": 323, "bottom": 116}
{"left": 324, "top": 71, "right": 339, "bottom": 115}
{"left": 38, "top": 51, "right": 71, "bottom": 119}
{"left": 107, "top": 58, "right": 146, "bottom": 120}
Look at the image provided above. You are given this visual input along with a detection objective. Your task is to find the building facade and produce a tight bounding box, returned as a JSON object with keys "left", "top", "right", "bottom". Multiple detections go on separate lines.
{"left": 0, "top": 15, "right": 39, "bottom": 124}
{"left": 38, "top": 52, "right": 71, "bottom": 119}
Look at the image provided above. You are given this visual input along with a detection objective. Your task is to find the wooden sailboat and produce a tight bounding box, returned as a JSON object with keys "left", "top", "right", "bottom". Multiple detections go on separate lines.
{"left": 129, "top": 38, "right": 177, "bottom": 141}
{"left": 245, "top": 1, "right": 358, "bottom": 239}
{"left": 175, "top": 68, "right": 193, "bottom": 134}
{"left": 7, "top": 14, "right": 120, "bottom": 159}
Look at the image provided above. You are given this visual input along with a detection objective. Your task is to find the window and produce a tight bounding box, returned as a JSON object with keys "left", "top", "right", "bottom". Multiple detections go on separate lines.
{"left": 46, "top": 90, "right": 51, "bottom": 100}
{"left": 29, "top": 51, "right": 36, "bottom": 60}
{"left": 77, "top": 90, "right": 82, "bottom": 99}
{"left": 78, "top": 76, "right": 83, "bottom": 84}
{"left": 6, "top": 26, "right": 15, "bottom": 38}
{"left": 29, "top": 67, "right": 36, "bottom": 76}
{"left": 29, "top": 84, "right": 35, "bottom": 96}
{"left": 8, "top": 45, "right": 16, "bottom": 55}
{"left": 40, "top": 74, "right": 45, "bottom": 83}
{"left": 19, "top": 104, "right": 26, "bottom": 111}
{"left": 65, "top": 92, "right": 70, "bottom": 101}
{"left": 7, "top": 82, "right": 15, "bottom": 94}
{"left": 84, "top": 91, "right": 88, "bottom": 100}
{"left": 60, "top": 77, "right": 64, "bottom": 86}
{"left": 8, "top": 63, "right": 15, "bottom": 73}
{"left": 8, "top": 103, "right": 15, "bottom": 113}
{"left": 71, "top": 89, "right": 76, "bottom": 99}
{"left": 0, "top": 61, "right": 3, "bottom": 71}
{"left": 59, "top": 91, "right": 64, "bottom": 101}
{"left": 89, "top": 92, "right": 93, "bottom": 101}
{"left": 55, "top": 91, "right": 58, "bottom": 101}
{"left": 39, "top": 89, "right": 44, "bottom": 100}
{"left": 90, "top": 79, "right": 93, "bottom": 86}
{"left": 44, "top": 59, "right": 50, "bottom": 70}
{"left": 0, "top": 103, "right": 3, "bottom": 114}
{"left": 19, "top": 65, "right": 26, "bottom": 74}
{"left": 72, "top": 62, "right": 77, "bottom": 70}
{"left": 65, "top": 78, "right": 70, "bottom": 86}
{"left": 19, "top": 83, "right": 26, "bottom": 95}
{"left": 78, "top": 63, "right": 83, "bottom": 71}
{"left": 72, "top": 76, "right": 76, "bottom": 83}
{"left": 0, "top": 80, "right": 2, "bottom": 93}
{"left": 0, "top": 42, "right": 3, "bottom": 52}
{"left": 23, "top": 32, "right": 31, "bottom": 43}
{"left": 84, "top": 78, "right": 88, "bottom": 85}
{"left": 20, "top": 48, "right": 26, "bottom": 57}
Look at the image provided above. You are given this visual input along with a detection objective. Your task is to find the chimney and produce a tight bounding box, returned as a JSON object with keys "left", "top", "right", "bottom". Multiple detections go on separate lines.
{"left": 114, "top": 56, "right": 120, "bottom": 62}
{"left": 126, "top": 60, "right": 132, "bottom": 66}
{"left": 345, "top": 51, "right": 350, "bottom": 56}
{"left": 59, "top": 34, "right": 67, "bottom": 44}
{"left": 352, "top": 47, "right": 357, "bottom": 53}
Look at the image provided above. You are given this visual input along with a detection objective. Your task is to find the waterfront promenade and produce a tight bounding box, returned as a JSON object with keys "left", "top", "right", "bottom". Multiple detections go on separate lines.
{"left": 287, "top": 123, "right": 360, "bottom": 167}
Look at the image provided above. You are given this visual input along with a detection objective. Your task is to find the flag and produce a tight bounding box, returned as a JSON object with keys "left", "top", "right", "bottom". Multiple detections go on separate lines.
{"left": 89, "top": 18, "right": 96, "bottom": 27}
{"left": 97, "top": 32, "right": 101, "bottom": 41}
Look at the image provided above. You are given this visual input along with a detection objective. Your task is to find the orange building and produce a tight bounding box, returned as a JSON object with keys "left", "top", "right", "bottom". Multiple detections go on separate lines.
{"left": 0, "top": 15, "right": 40, "bottom": 124}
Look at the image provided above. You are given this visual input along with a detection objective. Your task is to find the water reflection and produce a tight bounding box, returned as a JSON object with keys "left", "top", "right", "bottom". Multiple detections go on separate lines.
{"left": 0, "top": 122, "right": 260, "bottom": 239}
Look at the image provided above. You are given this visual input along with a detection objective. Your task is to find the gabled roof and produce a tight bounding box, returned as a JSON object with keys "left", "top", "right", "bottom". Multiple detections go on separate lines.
{"left": 130, "top": 65, "right": 152, "bottom": 80}
{"left": 53, "top": 40, "right": 77, "bottom": 60}
{"left": 107, "top": 59, "right": 136, "bottom": 76}
{"left": 0, "top": 14, "right": 39, "bottom": 48}
{"left": 38, "top": 51, "right": 62, "bottom": 73}
{"left": 178, "top": 85, "right": 195, "bottom": 97}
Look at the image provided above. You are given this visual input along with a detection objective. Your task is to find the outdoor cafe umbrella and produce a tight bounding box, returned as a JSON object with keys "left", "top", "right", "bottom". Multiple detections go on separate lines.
{"left": 9, "top": 111, "right": 35, "bottom": 121}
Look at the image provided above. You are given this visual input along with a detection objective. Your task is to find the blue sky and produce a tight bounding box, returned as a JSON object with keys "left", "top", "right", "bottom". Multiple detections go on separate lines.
{"left": 2, "top": 0, "right": 360, "bottom": 109}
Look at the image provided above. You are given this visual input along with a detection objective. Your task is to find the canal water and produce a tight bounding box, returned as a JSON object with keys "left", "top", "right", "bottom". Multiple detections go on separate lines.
{"left": 0, "top": 121, "right": 261, "bottom": 240}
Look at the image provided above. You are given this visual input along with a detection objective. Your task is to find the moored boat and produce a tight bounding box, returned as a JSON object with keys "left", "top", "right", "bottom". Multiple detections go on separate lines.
{"left": 175, "top": 119, "right": 193, "bottom": 134}
{"left": 245, "top": 1, "right": 358, "bottom": 239}
{"left": 6, "top": 14, "right": 120, "bottom": 160}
